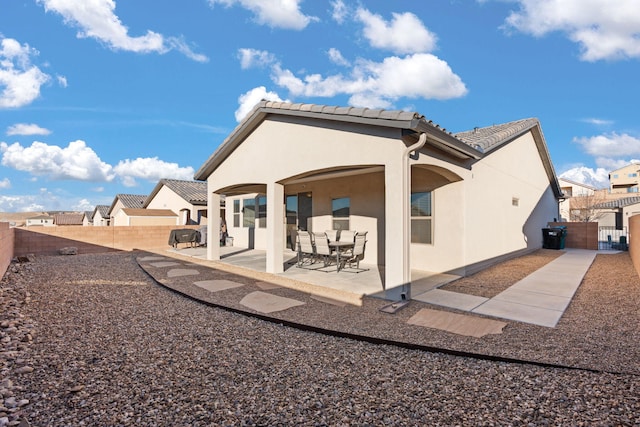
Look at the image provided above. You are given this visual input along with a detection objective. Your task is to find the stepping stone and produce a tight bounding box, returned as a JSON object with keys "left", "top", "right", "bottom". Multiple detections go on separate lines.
{"left": 138, "top": 256, "right": 167, "bottom": 262}
{"left": 150, "top": 261, "right": 181, "bottom": 268}
{"left": 167, "top": 269, "right": 200, "bottom": 278}
{"left": 240, "top": 291, "right": 305, "bottom": 314}
{"left": 407, "top": 308, "right": 507, "bottom": 338}
{"left": 193, "top": 279, "right": 244, "bottom": 292}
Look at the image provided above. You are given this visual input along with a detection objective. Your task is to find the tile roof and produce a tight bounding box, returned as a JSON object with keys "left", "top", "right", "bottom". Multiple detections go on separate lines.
{"left": 93, "top": 205, "right": 110, "bottom": 217}
{"left": 145, "top": 179, "right": 207, "bottom": 207}
{"left": 454, "top": 118, "right": 540, "bottom": 153}
{"left": 117, "top": 194, "right": 147, "bottom": 208}
{"left": 594, "top": 196, "right": 640, "bottom": 209}
{"left": 53, "top": 213, "right": 84, "bottom": 225}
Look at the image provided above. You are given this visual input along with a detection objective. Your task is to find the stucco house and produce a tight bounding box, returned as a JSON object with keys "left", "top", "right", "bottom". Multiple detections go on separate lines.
{"left": 112, "top": 208, "right": 178, "bottom": 226}
{"left": 593, "top": 196, "right": 640, "bottom": 231}
{"left": 558, "top": 178, "right": 597, "bottom": 222}
{"left": 106, "top": 194, "right": 146, "bottom": 226}
{"left": 26, "top": 214, "right": 54, "bottom": 227}
{"left": 194, "top": 101, "right": 562, "bottom": 300}
{"left": 143, "top": 179, "right": 209, "bottom": 226}
{"left": 91, "top": 205, "right": 110, "bottom": 226}
{"left": 609, "top": 163, "right": 640, "bottom": 194}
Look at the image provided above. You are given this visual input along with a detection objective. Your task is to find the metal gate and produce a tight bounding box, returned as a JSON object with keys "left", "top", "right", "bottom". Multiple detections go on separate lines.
{"left": 598, "top": 226, "right": 628, "bottom": 250}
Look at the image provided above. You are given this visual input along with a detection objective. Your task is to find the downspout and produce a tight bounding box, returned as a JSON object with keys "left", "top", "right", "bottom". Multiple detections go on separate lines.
{"left": 400, "top": 132, "right": 427, "bottom": 300}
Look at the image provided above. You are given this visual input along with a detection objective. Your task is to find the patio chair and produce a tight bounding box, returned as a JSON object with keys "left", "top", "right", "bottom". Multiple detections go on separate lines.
{"left": 339, "top": 230, "right": 356, "bottom": 243}
{"left": 325, "top": 230, "right": 338, "bottom": 242}
{"left": 314, "top": 232, "right": 337, "bottom": 267}
{"left": 296, "top": 231, "right": 316, "bottom": 267}
{"left": 344, "top": 233, "right": 368, "bottom": 273}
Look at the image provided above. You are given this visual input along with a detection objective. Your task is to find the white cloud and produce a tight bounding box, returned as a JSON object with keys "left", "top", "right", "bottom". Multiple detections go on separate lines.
{"left": 0, "top": 140, "right": 115, "bottom": 181}
{"left": 0, "top": 37, "right": 51, "bottom": 108}
{"left": 208, "top": 0, "right": 316, "bottom": 30}
{"left": 272, "top": 53, "right": 467, "bottom": 108}
{"left": 238, "top": 48, "right": 276, "bottom": 69}
{"left": 7, "top": 123, "right": 52, "bottom": 136}
{"left": 113, "top": 157, "right": 194, "bottom": 187}
{"left": 327, "top": 48, "right": 350, "bottom": 66}
{"left": 0, "top": 195, "right": 45, "bottom": 212}
{"left": 235, "top": 86, "right": 286, "bottom": 121}
{"left": 0, "top": 178, "right": 10, "bottom": 189}
{"left": 330, "top": 0, "right": 348, "bottom": 24}
{"left": 57, "top": 75, "right": 68, "bottom": 87}
{"left": 73, "top": 198, "right": 93, "bottom": 211}
{"left": 581, "top": 117, "right": 614, "bottom": 126}
{"left": 37, "top": 0, "right": 207, "bottom": 61}
{"left": 356, "top": 8, "right": 437, "bottom": 55}
{"left": 503, "top": 0, "right": 640, "bottom": 61}
{"left": 573, "top": 132, "right": 640, "bottom": 157}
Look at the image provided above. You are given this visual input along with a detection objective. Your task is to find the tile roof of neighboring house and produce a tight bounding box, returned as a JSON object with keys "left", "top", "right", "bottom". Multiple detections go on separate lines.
{"left": 143, "top": 179, "right": 208, "bottom": 208}
{"left": 27, "top": 214, "right": 53, "bottom": 220}
{"left": 594, "top": 196, "right": 640, "bottom": 209}
{"left": 93, "top": 205, "right": 110, "bottom": 217}
{"left": 120, "top": 208, "right": 177, "bottom": 217}
{"left": 107, "top": 194, "right": 147, "bottom": 216}
{"left": 194, "top": 101, "right": 562, "bottom": 197}
{"left": 54, "top": 213, "right": 85, "bottom": 225}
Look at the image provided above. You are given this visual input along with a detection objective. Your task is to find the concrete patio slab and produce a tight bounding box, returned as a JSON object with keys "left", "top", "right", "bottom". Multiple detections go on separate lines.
{"left": 240, "top": 291, "right": 305, "bottom": 314}
{"left": 412, "top": 289, "right": 488, "bottom": 311}
{"left": 472, "top": 299, "right": 562, "bottom": 328}
{"left": 193, "top": 279, "right": 244, "bottom": 292}
{"left": 493, "top": 288, "right": 571, "bottom": 312}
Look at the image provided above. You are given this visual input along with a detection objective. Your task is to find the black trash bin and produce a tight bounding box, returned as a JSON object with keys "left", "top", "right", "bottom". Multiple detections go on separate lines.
{"left": 542, "top": 226, "right": 567, "bottom": 250}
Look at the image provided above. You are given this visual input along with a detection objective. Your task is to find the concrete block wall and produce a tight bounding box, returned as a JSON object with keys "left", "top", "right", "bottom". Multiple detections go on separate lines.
{"left": 13, "top": 225, "right": 202, "bottom": 257}
{"left": 548, "top": 222, "right": 598, "bottom": 250}
{"left": 0, "top": 222, "right": 14, "bottom": 279}
{"left": 629, "top": 215, "right": 640, "bottom": 278}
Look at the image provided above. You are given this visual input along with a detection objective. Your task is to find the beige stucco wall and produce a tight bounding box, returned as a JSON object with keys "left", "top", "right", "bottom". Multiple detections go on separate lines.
{"left": 93, "top": 210, "right": 108, "bottom": 226}
{"left": 145, "top": 186, "right": 206, "bottom": 225}
{"left": 0, "top": 222, "right": 13, "bottom": 279}
{"left": 206, "top": 116, "right": 559, "bottom": 280}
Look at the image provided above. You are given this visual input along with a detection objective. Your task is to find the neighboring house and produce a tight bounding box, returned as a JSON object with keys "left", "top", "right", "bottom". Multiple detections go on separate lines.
{"left": 194, "top": 101, "right": 562, "bottom": 300}
{"left": 26, "top": 214, "right": 54, "bottom": 227}
{"left": 54, "top": 213, "right": 85, "bottom": 226}
{"left": 83, "top": 211, "right": 93, "bottom": 226}
{"left": 609, "top": 163, "right": 640, "bottom": 194}
{"left": 593, "top": 196, "right": 640, "bottom": 230}
{"left": 92, "top": 205, "right": 111, "bottom": 226}
{"left": 143, "top": 179, "right": 209, "bottom": 225}
{"left": 107, "top": 194, "right": 147, "bottom": 226}
{"left": 112, "top": 208, "right": 178, "bottom": 226}
{"left": 557, "top": 178, "right": 597, "bottom": 222}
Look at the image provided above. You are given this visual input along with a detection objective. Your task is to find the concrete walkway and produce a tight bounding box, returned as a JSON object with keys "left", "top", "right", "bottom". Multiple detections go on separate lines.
{"left": 412, "top": 249, "right": 598, "bottom": 327}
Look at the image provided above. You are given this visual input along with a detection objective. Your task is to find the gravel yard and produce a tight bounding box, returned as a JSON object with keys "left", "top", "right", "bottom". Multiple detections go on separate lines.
{"left": 1, "top": 250, "right": 639, "bottom": 426}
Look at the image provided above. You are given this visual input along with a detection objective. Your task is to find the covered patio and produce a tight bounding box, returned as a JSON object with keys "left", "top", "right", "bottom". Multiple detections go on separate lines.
{"left": 168, "top": 245, "right": 460, "bottom": 301}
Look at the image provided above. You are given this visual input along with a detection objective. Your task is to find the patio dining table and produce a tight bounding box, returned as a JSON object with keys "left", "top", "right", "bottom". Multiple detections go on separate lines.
{"left": 328, "top": 241, "right": 354, "bottom": 272}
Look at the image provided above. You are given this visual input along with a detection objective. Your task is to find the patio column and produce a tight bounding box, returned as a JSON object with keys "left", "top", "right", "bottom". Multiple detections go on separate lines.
{"left": 207, "top": 191, "right": 221, "bottom": 261}
{"left": 384, "top": 165, "right": 410, "bottom": 300}
{"left": 266, "top": 182, "right": 285, "bottom": 273}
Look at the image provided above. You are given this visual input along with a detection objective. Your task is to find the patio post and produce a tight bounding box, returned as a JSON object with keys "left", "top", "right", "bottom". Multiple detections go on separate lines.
{"left": 207, "top": 192, "right": 221, "bottom": 261}
{"left": 266, "top": 182, "right": 285, "bottom": 273}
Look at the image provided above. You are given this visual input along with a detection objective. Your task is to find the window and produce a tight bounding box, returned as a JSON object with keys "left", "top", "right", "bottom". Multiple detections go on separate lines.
{"left": 332, "top": 197, "right": 350, "bottom": 230}
{"left": 512, "top": 197, "right": 519, "bottom": 207}
{"left": 233, "top": 200, "right": 240, "bottom": 227}
{"left": 257, "top": 195, "right": 267, "bottom": 228}
{"left": 628, "top": 173, "right": 638, "bottom": 178}
{"left": 411, "top": 192, "right": 432, "bottom": 244}
{"left": 243, "top": 199, "right": 255, "bottom": 227}
{"left": 613, "top": 174, "right": 619, "bottom": 179}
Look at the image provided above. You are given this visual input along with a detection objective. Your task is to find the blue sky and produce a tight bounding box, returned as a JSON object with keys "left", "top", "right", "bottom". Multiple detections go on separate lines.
{"left": 1, "top": 0, "right": 639, "bottom": 212}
